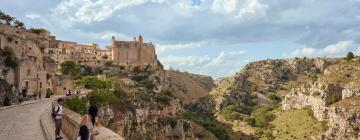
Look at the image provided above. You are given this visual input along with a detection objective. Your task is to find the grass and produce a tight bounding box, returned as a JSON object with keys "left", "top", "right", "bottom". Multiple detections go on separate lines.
{"left": 271, "top": 108, "right": 328, "bottom": 140}
{"left": 332, "top": 96, "right": 360, "bottom": 112}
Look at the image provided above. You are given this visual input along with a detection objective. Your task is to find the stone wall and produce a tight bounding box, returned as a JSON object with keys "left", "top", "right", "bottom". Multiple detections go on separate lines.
{"left": 54, "top": 98, "right": 124, "bottom": 140}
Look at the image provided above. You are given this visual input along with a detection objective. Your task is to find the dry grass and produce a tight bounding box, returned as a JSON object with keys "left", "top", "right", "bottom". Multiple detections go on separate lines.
{"left": 271, "top": 108, "right": 328, "bottom": 140}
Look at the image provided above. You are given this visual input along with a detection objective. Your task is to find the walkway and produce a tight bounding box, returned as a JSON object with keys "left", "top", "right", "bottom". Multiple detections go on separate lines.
{"left": 0, "top": 97, "right": 67, "bottom": 140}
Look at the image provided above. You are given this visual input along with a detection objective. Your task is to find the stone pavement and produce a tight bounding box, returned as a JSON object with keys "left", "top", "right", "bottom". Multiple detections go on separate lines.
{"left": 0, "top": 97, "right": 68, "bottom": 140}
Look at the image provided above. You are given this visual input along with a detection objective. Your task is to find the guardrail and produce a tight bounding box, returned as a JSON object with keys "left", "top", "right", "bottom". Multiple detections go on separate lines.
{"left": 53, "top": 96, "right": 124, "bottom": 140}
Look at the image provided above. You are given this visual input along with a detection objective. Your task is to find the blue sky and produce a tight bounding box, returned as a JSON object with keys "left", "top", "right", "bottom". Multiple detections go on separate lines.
{"left": 2, "top": 0, "right": 360, "bottom": 78}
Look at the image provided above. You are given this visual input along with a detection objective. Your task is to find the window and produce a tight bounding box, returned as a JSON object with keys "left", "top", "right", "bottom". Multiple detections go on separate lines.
{"left": 39, "top": 82, "right": 42, "bottom": 89}
{"left": 15, "top": 41, "right": 18, "bottom": 44}
{"left": 27, "top": 69, "right": 31, "bottom": 76}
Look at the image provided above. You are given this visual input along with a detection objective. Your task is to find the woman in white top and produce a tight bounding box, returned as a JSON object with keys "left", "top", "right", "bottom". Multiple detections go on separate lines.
{"left": 80, "top": 106, "right": 99, "bottom": 140}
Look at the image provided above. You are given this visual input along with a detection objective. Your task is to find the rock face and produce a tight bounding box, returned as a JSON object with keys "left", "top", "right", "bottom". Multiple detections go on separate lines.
{"left": 281, "top": 61, "right": 360, "bottom": 139}
{"left": 282, "top": 82, "right": 343, "bottom": 120}
{"left": 98, "top": 99, "right": 211, "bottom": 140}
{"left": 208, "top": 57, "right": 336, "bottom": 112}
{"left": 324, "top": 105, "right": 360, "bottom": 140}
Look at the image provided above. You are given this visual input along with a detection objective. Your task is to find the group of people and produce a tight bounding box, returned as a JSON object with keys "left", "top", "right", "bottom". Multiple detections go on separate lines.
{"left": 53, "top": 99, "right": 100, "bottom": 140}
{"left": 65, "top": 89, "right": 79, "bottom": 96}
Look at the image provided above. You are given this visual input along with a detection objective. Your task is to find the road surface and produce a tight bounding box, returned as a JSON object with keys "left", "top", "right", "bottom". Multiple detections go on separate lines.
{"left": 0, "top": 99, "right": 51, "bottom": 140}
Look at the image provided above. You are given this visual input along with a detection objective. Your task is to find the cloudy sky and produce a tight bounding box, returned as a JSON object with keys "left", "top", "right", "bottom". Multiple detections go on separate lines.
{"left": 2, "top": 0, "right": 360, "bottom": 78}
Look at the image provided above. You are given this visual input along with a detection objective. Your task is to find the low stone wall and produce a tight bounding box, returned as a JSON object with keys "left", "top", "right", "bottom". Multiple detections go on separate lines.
{"left": 54, "top": 97, "right": 124, "bottom": 140}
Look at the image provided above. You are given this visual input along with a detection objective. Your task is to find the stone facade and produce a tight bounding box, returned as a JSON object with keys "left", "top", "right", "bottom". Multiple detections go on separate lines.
{"left": 111, "top": 36, "right": 157, "bottom": 66}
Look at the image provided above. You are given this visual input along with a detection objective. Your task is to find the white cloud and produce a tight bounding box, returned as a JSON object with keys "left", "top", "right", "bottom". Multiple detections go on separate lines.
{"left": 290, "top": 47, "right": 316, "bottom": 57}
{"left": 25, "top": 14, "right": 41, "bottom": 19}
{"left": 53, "top": 0, "right": 166, "bottom": 24}
{"left": 323, "top": 41, "right": 354, "bottom": 54}
{"left": 237, "top": 0, "right": 268, "bottom": 19}
{"left": 159, "top": 55, "right": 211, "bottom": 68}
{"left": 228, "top": 50, "right": 246, "bottom": 55}
{"left": 211, "top": 0, "right": 237, "bottom": 14}
{"left": 155, "top": 43, "right": 202, "bottom": 53}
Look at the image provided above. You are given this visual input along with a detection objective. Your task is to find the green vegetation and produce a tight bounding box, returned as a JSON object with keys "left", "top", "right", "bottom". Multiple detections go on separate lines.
{"left": 271, "top": 108, "right": 328, "bottom": 139}
{"left": 29, "top": 28, "right": 45, "bottom": 35}
{"left": 87, "top": 91, "right": 118, "bottom": 107}
{"left": 0, "top": 47, "right": 17, "bottom": 69}
{"left": 249, "top": 104, "right": 277, "bottom": 127}
{"left": 184, "top": 104, "right": 230, "bottom": 140}
{"left": 75, "top": 76, "right": 111, "bottom": 89}
{"left": 60, "top": 60, "right": 80, "bottom": 77}
{"left": 64, "top": 96, "right": 88, "bottom": 115}
{"left": 345, "top": 51, "right": 355, "bottom": 61}
{"left": 220, "top": 105, "right": 242, "bottom": 120}
{"left": 158, "top": 117, "right": 177, "bottom": 129}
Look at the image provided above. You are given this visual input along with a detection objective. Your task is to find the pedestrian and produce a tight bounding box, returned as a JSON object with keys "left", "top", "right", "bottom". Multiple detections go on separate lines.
{"left": 38, "top": 92, "right": 41, "bottom": 100}
{"left": 80, "top": 105, "right": 100, "bottom": 140}
{"left": 53, "top": 98, "right": 64, "bottom": 139}
{"left": 77, "top": 125, "right": 90, "bottom": 140}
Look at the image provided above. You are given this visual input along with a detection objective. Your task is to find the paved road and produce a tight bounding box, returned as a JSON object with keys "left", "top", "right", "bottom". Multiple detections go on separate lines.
{"left": 0, "top": 99, "right": 51, "bottom": 140}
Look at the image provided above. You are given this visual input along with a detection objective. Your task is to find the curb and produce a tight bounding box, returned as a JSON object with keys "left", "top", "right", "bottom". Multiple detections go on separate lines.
{"left": 0, "top": 98, "right": 51, "bottom": 111}
{"left": 40, "top": 110, "right": 54, "bottom": 140}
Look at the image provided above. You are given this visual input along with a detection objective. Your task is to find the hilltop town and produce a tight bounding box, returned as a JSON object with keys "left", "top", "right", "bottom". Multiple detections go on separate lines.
{"left": 0, "top": 23, "right": 158, "bottom": 97}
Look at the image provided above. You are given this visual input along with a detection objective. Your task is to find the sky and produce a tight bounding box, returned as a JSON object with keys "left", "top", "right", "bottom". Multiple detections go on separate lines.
{"left": 2, "top": 0, "right": 360, "bottom": 78}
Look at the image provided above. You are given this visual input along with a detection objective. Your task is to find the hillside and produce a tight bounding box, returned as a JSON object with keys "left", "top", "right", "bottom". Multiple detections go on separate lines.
{"left": 191, "top": 56, "right": 360, "bottom": 139}
{"left": 165, "top": 70, "right": 215, "bottom": 104}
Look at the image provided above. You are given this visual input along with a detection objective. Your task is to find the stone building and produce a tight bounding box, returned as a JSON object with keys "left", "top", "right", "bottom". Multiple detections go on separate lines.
{"left": 111, "top": 35, "right": 157, "bottom": 66}
{"left": 0, "top": 24, "right": 51, "bottom": 96}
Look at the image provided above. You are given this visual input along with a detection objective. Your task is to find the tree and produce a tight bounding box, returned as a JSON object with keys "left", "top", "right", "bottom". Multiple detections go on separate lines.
{"left": 346, "top": 51, "right": 355, "bottom": 60}
{"left": 2, "top": 14, "right": 14, "bottom": 25}
{"left": 60, "top": 60, "right": 80, "bottom": 77}
{"left": 14, "top": 20, "right": 24, "bottom": 28}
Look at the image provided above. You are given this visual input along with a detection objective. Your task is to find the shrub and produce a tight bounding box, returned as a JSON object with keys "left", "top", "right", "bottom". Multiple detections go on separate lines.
{"left": 138, "top": 92, "right": 152, "bottom": 102}
{"left": 64, "top": 96, "right": 88, "bottom": 115}
{"left": 154, "top": 94, "right": 173, "bottom": 105}
{"left": 104, "top": 61, "right": 112, "bottom": 67}
{"left": 29, "top": 28, "right": 44, "bottom": 35}
{"left": 75, "top": 76, "right": 111, "bottom": 90}
{"left": 159, "top": 117, "right": 177, "bottom": 129}
{"left": 321, "top": 85, "right": 326, "bottom": 90}
{"left": 60, "top": 60, "right": 80, "bottom": 77}
{"left": 251, "top": 104, "right": 277, "bottom": 127}
{"left": 184, "top": 105, "right": 230, "bottom": 140}
{"left": 0, "top": 47, "right": 17, "bottom": 69}
{"left": 132, "top": 65, "right": 141, "bottom": 73}
{"left": 268, "top": 94, "right": 282, "bottom": 103}
{"left": 102, "top": 55, "right": 108, "bottom": 59}
{"left": 220, "top": 105, "right": 242, "bottom": 120}
{"left": 46, "top": 88, "right": 52, "bottom": 98}
{"left": 345, "top": 51, "right": 355, "bottom": 60}
{"left": 87, "top": 91, "right": 118, "bottom": 107}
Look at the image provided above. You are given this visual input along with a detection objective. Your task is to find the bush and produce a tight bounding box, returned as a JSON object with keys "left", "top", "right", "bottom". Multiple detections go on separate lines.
{"left": 132, "top": 65, "right": 141, "bottom": 73}
{"left": 251, "top": 104, "right": 277, "bottom": 127}
{"left": 60, "top": 60, "right": 80, "bottom": 77}
{"left": 154, "top": 94, "right": 173, "bottom": 105}
{"left": 0, "top": 47, "right": 17, "bottom": 69}
{"left": 159, "top": 117, "right": 177, "bottom": 129}
{"left": 29, "top": 28, "right": 44, "bottom": 35}
{"left": 184, "top": 105, "right": 230, "bottom": 140}
{"left": 102, "top": 55, "right": 108, "bottom": 59}
{"left": 345, "top": 51, "right": 355, "bottom": 60}
{"left": 268, "top": 94, "right": 282, "bottom": 103}
{"left": 46, "top": 88, "right": 52, "bottom": 98}
{"left": 75, "top": 76, "right": 111, "bottom": 90}
{"left": 64, "top": 96, "right": 88, "bottom": 115}
{"left": 220, "top": 105, "right": 242, "bottom": 120}
{"left": 87, "top": 91, "right": 118, "bottom": 107}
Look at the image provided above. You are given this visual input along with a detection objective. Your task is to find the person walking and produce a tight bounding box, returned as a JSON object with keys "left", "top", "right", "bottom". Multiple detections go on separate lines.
{"left": 76, "top": 125, "right": 90, "bottom": 140}
{"left": 80, "top": 106, "right": 99, "bottom": 140}
{"left": 53, "top": 98, "right": 64, "bottom": 139}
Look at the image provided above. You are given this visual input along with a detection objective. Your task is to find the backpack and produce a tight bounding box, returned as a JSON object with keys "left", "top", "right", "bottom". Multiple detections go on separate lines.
{"left": 52, "top": 105, "right": 60, "bottom": 118}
